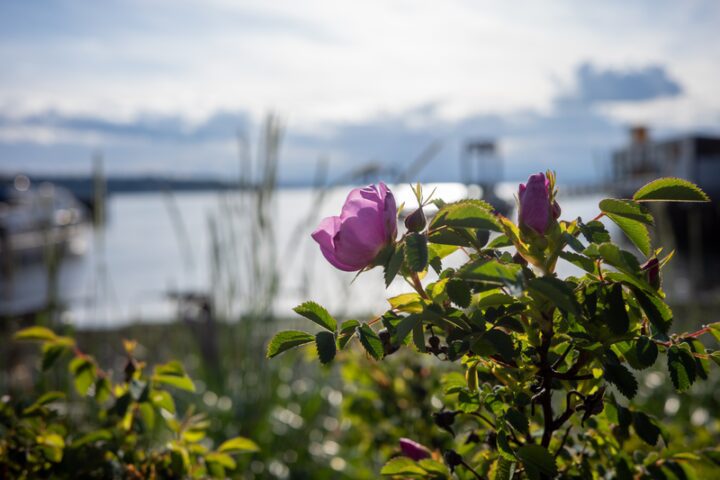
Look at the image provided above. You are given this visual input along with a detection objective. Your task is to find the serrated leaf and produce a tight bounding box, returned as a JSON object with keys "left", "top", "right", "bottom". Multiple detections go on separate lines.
{"left": 668, "top": 345, "right": 696, "bottom": 393}
{"left": 384, "top": 244, "right": 405, "bottom": 287}
{"left": 357, "top": 324, "right": 383, "bottom": 360}
{"left": 605, "top": 214, "right": 651, "bottom": 256}
{"left": 493, "top": 457, "right": 517, "bottom": 480}
{"left": 430, "top": 199, "right": 501, "bottom": 231}
{"left": 517, "top": 445, "right": 557, "bottom": 479}
{"left": 428, "top": 227, "right": 476, "bottom": 247}
{"left": 14, "top": 326, "right": 57, "bottom": 342}
{"left": 633, "top": 177, "right": 710, "bottom": 202}
{"left": 605, "top": 283, "right": 630, "bottom": 335}
{"left": 380, "top": 457, "right": 426, "bottom": 476}
{"left": 458, "top": 259, "right": 522, "bottom": 285}
{"left": 405, "top": 233, "right": 428, "bottom": 272}
{"left": 603, "top": 362, "right": 638, "bottom": 399}
{"left": 631, "top": 288, "right": 673, "bottom": 335}
{"left": 633, "top": 412, "right": 661, "bottom": 446}
{"left": 266, "top": 330, "right": 314, "bottom": 358}
{"left": 395, "top": 314, "right": 421, "bottom": 345}
{"left": 527, "top": 277, "right": 580, "bottom": 316}
{"left": 634, "top": 336, "right": 658, "bottom": 369}
{"left": 293, "top": 301, "right": 336, "bottom": 332}
{"left": 599, "top": 199, "right": 654, "bottom": 225}
{"left": 559, "top": 251, "right": 596, "bottom": 273}
{"left": 152, "top": 374, "right": 195, "bottom": 392}
{"left": 388, "top": 293, "right": 424, "bottom": 313}
{"left": 580, "top": 220, "right": 611, "bottom": 244}
{"left": 315, "top": 331, "right": 336, "bottom": 364}
{"left": 446, "top": 278, "right": 471, "bottom": 308}
{"left": 218, "top": 436, "right": 260, "bottom": 453}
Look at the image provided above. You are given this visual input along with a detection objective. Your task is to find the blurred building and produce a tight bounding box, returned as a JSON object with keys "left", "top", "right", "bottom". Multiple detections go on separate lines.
{"left": 611, "top": 128, "right": 720, "bottom": 294}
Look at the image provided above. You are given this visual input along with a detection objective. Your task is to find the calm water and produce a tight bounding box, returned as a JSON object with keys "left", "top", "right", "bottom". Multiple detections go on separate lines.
{"left": 1, "top": 184, "right": 607, "bottom": 327}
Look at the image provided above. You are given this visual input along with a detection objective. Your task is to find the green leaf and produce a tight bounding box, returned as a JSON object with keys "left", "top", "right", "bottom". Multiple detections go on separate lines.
{"left": 315, "top": 331, "right": 336, "bottom": 364}
{"left": 458, "top": 259, "right": 522, "bottom": 285}
{"left": 13, "top": 326, "right": 57, "bottom": 342}
{"left": 446, "top": 278, "right": 472, "bottom": 308}
{"left": 152, "top": 374, "right": 195, "bottom": 392}
{"left": 42, "top": 344, "right": 68, "bottom": 371}
{"left": 430, "top": 199, "right": 501, "bottom": 231}
{"left": 559, "top": 251, "right": 596, "bottom": 273}
{"left": 633, "top": 177, "right": 710, "bottom": 202}
{"left": 708, "top": 322, "right": 720, "bottom": 343}
{"left": 388, "top": 293, "right": 424, "bottom": 313}
{"left": 405, "top": 233, "right": 429, "bottom": 272}
{"left": 595, "top": 243, "right": 641, "bottom": 276}
{"left": 505, "top": 408, "right": 529, "bottom": 435}
{"left": 631, "top": 288, "right": 673, "bottom": 335}
{"left": 357, "top": 324, "right": 383, "bottom": 360}
{"left": 206, "top": 452, "right": 237, "bottom": 470}
{"left": 412, "top": 323, "right": 426, "bottom": 352}
{"left": 667, "top": 345, "right": 696, "bottom": 393}
{"left": 293, "top": 301, "right": 336, "bottom": 332}
{"left": 69, "top": 358, "right": 96, "bottom": 396}
{"left": 428, "top": 228, "right": 476, "bottom": 247}
{"left": 603, "top": 362, "right": 638, "bottom": 399}
{"left": 605, "top": 214, "right": 651, "bottom": 256}
{"left": 218, "top": 436, "right": 260, "bottom": 453}
{"left": 395, "top": 314, "right": 421, "bottom": 345}
{"left": 384, "top": 244, "right": 405, "bottom": 287}
{"left": 71, "top": 429, "right": 113, "bottom": 448}
{"left": 151, "top": 389, "right": 176, "bottom": 414}
{"left": 599, "top": 199, "right": 654, "bottom": 225}
{"left": 471, "top": 329, "right": 514, "bottom": 361}
{"left": 605, "top": 283, "right": 630, "bottom": 335}
{"left": 633, "top": 412, "right": 661, "bottom": 446}
{"left": 634, "top": 336, "right": 658, "bottom": 369}
{"left": 516, "top": 445, "right": 557, "bottom": 479}
{"left": 380, "top": 457, "right": 427, "bottom": 476}
{"left": 266, "top": 330, "right": 315, "bottom": 358}
{"left": 580, "top": 220, "right": 611, "bottom": 244}
{"left": 527, "top": 277, "right": 581, "bottom": 316}
{"left": 493, "top": 458, "right": 517, "bottom": 480}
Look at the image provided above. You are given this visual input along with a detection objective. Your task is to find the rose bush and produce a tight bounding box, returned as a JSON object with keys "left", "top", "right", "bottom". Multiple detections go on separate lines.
{"left": 270, "top": 175, "right": 720, "bottom": 478}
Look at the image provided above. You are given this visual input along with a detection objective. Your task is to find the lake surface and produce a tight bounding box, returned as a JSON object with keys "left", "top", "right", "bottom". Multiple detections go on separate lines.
{"left": 1, "top": 183, "right": 607, "bottom": 327}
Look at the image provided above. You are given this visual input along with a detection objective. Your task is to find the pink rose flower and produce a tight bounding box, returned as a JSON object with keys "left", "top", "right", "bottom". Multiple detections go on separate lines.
{"left": 312, "top": 183, "right": 397, "bottom": 271}
{"left": 399, "top": 438, "right": 431, "bottom": 461}
{"left": 518, "top": 172, "right": 561, "bottom": 235}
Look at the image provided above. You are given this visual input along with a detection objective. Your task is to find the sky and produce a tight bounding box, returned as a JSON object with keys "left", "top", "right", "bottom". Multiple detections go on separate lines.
{"left": 1, "top": 0, "right": 719, "bottom": 184}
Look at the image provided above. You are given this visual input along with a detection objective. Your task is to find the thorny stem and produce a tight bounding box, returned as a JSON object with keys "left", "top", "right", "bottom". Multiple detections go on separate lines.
{"left": 460, "top": 460, "right": 485, "bottom": 480}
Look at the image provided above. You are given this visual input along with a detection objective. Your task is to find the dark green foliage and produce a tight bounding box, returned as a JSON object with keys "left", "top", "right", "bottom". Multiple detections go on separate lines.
{"left": 272, "top": 178, "right": 718, "bottom": 479}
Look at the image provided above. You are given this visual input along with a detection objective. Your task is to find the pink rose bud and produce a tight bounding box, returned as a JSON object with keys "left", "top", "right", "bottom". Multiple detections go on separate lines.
{"left": 399, "top": 438, "right": 431, "bottom": 461}
{"left": 312, "top": 183, "right": 397, "bottom": 271}
{"left": 641, "top": 257, "right": 660, "bottom": 289}
{"left": 518, "top": 172, "right": 558, "bottom": 235}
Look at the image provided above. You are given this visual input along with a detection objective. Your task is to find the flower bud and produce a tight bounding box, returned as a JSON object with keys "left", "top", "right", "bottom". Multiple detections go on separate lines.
{"left": 518, "top": 172, "right": 559, "bottom": 235}
{"left": 641, "top": 258, "right": 660, "bottom": 289}
{"left": 404, "top": 206, "right": 427, "bottom": 232}
{"left": 443, "top": 449, "right": 463, "bottom": 471}
{"left": 399, "top": 438, "right": 431, "bottom": 461}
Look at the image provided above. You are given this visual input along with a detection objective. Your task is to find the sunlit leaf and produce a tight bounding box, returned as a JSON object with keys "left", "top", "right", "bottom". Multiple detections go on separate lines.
{"left": 266, "top": 330, "right": 314, "bottom": 358}
{"left": 293, "top": 301, "right": 337, "bottom": 332}
{"left": 633, "top": 177, "right": 709, "bottom": 202}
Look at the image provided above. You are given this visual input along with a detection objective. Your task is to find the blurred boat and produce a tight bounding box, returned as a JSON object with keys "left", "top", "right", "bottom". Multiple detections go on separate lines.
{"left": 0, "top": 175, "right": 88, "bottom": 269}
